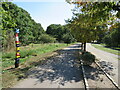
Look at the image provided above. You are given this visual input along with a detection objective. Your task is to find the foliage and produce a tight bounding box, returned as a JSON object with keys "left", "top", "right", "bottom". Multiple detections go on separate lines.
{"left": 46, "top": 24, "right": 75, "bottom": 43}
{"left": 81, "top": 51, "right": 95, "bottom": 65}
{"left": 66, "top": 1, "right": 119, "bottom": 51}
{"left": 103, "top": 23, "right": 120, "bottom": 47}
{"left": 20, "top": 49, "right": 37, "bottom": 58}
{"left": 103, "top": 34, "right": 112, "bottom": 47}
{"left": 62, "top": 33, "right": 76, "bottom": 44}
{"left": 20, "top": 50, "right": 31, "bottom": 58}
{"left": 1, "top": 2, "right": 45, "bottom": 51}
{"left": 38, "top": 34, "right": 56, "bottom": 43}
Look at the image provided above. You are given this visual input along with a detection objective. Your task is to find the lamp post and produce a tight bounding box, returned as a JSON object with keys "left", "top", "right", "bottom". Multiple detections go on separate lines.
{"left": 15, "top": 29, "right": 20, "bottom": 68}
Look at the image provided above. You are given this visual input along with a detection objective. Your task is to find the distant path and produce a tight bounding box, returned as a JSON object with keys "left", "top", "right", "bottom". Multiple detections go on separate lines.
{"left": 86, "top": 43, "right": 119, "bottom": 86}
{"left": 13, "top": 44, "right": 84, "bottom": 88}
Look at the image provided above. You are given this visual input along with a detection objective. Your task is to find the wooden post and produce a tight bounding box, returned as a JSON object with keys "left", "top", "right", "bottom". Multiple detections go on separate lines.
{"left": 15, "top": 29, "right": 20, "bottom": 68}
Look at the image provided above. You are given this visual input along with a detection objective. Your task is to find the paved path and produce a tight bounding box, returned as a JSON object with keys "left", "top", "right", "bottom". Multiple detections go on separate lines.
{"left": 13, "top": 44, "right": 84, "bottom": 88}
{"left": 86, "top": 43, "right": 119, "bottom": 86}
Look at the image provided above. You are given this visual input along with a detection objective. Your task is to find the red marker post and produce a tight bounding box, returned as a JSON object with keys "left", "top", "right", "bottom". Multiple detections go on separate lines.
{"left": 15, "top": 29, "right": 20, "bottom": 68}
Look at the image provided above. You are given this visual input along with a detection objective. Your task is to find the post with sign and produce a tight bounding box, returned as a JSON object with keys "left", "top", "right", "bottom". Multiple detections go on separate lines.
{"left": 15, "top": 29, "right": 20, "bottom": 68}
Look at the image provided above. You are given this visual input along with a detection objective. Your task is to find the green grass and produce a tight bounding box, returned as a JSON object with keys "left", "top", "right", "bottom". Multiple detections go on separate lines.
{"left": 91, "top": 43, "right": 119, "bottom": 56}
{"left": 2, "top": 43, "right": 70, "bottom": 70}
{"left": 2, "top": 43, "right": 75, "bottom": 88}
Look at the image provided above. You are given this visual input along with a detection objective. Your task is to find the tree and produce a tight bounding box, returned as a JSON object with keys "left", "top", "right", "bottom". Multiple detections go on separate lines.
{"left": 2, "top": 2, "right": 16, "bottom": 51}
{"left": 38, "top": 34, "right": 56, "bottom": 43}
{"left": 66, "top": 1, "right": 118, "bottom": 51}
{"left": 66, "top": 14, "right": 106, "bottom": 51}
{"left": 46, "top": 24, "right": 75, "bottom": 43}
{"left": 103, "top": 23, "right": 120, "bottom": 47}
{"left": 2, "top": 2, "right": 45, "bottom": 50}
{"left": 62, "top": 33, "right": 75, "bottom": 44}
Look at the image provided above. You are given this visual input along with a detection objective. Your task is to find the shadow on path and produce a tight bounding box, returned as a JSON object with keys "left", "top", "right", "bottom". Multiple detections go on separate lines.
{"left": 25, "top": 44, "right": 83, "bottom": 86}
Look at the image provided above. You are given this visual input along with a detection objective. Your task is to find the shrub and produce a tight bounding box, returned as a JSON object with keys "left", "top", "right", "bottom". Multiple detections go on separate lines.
{"left": 39, "top": 34, "right": 56, "bottom": 43}
{"left": 81, "top": 51, "right": 95, "bottom": 65}
{"left": 62, "top": 34, "right": 75, "bottom": 44}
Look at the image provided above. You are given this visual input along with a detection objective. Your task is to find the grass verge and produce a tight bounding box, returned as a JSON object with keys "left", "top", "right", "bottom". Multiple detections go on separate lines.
{"left": 91, "top": 43, "right": 119, "bottom": 56}
{"left": 2, "top": 43, "right": 70, "bottom": 70}
{"left": 2, "top": 43, "right": 74, "bottom": 88}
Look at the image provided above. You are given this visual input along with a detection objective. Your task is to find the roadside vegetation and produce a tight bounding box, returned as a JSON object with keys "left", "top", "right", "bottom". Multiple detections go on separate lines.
{"left": 80, "top": 50, "right": 96, "bottom": 65}
{"left": 2, "top": 43, "right": 71, "bottom": 70}
{"left": 1, "top": 1, "right": 76, "bottom": 70}
{"left": 91, "top": 43, "right": 119, "bottom": 56}
{"left": 91, "top": 22, "right": 120, "bottom": 56}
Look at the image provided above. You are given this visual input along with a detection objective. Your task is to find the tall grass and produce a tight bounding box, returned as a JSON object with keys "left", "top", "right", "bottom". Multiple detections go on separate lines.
{"left": 2, "top": 43, "right": 69, "bottom": 69}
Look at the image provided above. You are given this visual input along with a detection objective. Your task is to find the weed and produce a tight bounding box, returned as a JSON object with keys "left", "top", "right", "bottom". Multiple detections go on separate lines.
{"left": 2, "top": 52, "right": 15, "bottom": 59}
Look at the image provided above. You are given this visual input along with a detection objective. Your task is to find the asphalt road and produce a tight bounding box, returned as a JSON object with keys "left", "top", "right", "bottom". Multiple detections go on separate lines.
{"left": 86, "top": 43, "right": 119, "bottom": 86}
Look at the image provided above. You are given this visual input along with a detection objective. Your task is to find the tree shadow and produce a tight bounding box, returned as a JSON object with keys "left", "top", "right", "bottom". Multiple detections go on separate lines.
{"left": 104, "top": 46, "right": 120, "bottom": 51}
{"left": 23, "top": 43, "right": 115, "bottom": 87}
{"left": 5, "top": 43, "right": 116, "bottom": 87}
{"left": 83, "top": 65, "right": 103, "bottom": 81}
{"left": 98, "top": 61, "right": 115, "bottom": 76}
{"left": 92, "top": 42, "right": 120, "bottom": 51}
{"left": 24, "top": 44, "right": 83, "bottom": 86}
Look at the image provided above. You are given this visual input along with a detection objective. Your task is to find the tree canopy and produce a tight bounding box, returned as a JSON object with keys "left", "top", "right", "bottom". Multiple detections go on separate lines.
{"left": 66, "top": 1, "right": 119, "bottom": 50}
{"left": 2, "top": 2, "right": 45, "bottom": 50}
{"left": 46, "top": 24, "right": 75, "bottom": 43}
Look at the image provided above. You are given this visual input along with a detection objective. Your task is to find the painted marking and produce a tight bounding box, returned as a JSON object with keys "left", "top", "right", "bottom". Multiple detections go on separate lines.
{"left": 16, "top": 47, "right": 20, "bottom": 50}
{"left": 16, "top": 41, "right": 20, "bottom": 43}
{"left": 16, "top": 37, "right": 19, "bottom": 41}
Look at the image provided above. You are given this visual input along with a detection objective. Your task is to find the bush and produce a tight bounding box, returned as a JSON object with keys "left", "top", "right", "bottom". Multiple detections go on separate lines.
{"left": 38, "top": 34, "right": 56, "bottom": 43}
{"left": 62, "top": 34, "right": 75, "bottom": 44}
{"left": 81, "top": 51, "right": 95, "bottom": 65}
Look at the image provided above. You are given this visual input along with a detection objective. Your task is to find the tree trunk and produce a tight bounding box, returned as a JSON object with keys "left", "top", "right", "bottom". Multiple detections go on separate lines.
{"left": 83, "top": 42, "right": 86, "bottom": 51}
{"left": 81, "top": 43, "right": 84, "bottom": 50}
